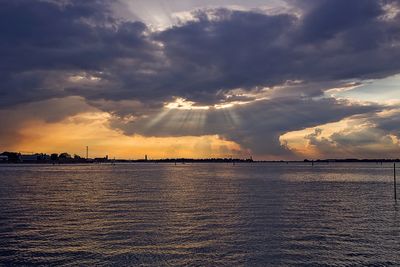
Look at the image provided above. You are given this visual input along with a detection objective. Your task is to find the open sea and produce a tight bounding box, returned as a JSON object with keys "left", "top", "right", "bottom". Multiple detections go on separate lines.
{"left": 0, "top": 162, "right": 399, "bottom": 266}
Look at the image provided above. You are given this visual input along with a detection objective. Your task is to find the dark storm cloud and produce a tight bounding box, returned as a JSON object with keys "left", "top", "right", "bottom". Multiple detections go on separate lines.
{"left": 0, "top": 0, "right": 157, "bottom": 106}
{"left": 155, "top": 1, "right": 400, "bottom": 103}
{"left": 1, "top": 0, "right": 111, "bottom": 72}
{"left": 298, "top": 0, "right": 383, "bottom": 42}
{"left": 1, "top": 0, "right": 400, "bottom": 157}
{"left": 2, "top": 0, "right": 400, "bottom": 106}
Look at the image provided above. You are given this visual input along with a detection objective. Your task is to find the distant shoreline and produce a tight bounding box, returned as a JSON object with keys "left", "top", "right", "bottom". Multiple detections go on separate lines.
{"left": 1, "top": 158, "right": 400, "bottom": 164}
{"left": 2, "top": 151, "right": 400, "bottom": 164}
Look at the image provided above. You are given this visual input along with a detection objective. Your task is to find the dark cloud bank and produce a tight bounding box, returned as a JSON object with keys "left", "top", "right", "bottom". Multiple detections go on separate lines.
{"left": 1, "top": 0, "right": 400, "bottom": 158}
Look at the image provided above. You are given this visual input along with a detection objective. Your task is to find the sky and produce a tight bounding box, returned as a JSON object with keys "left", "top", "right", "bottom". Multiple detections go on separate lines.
{"left": 1, "top": 0, "right": 400, "bottom": 160}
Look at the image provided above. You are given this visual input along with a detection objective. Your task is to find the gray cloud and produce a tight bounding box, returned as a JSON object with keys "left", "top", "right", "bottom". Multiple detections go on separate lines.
{"left": 1, "top": 0, "right": 400, "bottom": 157}
{"left": 2, "top": 0, "right": 400, "bottom": 106}
{"left": 0, "top": 0, "right": 158, "bottom": 106}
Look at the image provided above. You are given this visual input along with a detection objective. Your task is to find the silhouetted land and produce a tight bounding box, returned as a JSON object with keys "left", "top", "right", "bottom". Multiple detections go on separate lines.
{"left": 304, "top": 159, "right": 400, "bottom": 163}
{"left": 0, "top": 151, "right": 253, "bottom": 164}
{"left": 1, "top": 151, "right": 400, "bottom": 164}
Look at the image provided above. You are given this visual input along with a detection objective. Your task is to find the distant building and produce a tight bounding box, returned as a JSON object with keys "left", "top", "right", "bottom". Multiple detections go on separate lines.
{"left": 21, "top": 154, "right": 39, "bottom": 163}
{"left": 0, "top": 152, "right": 21, "bottom": 162}
{"left": 0, "top": 155, "right": 8, "bottom": 162}
{"left": 94, "top": 156, "right": 109, "bottom": 163}
{"left": 20, "top": 153, "right": 51, "bottom": 163}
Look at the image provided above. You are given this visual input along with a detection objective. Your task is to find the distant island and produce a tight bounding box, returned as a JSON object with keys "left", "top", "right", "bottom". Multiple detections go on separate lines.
{"left": 1, "top": 151, "right": 400, "bottom": 164}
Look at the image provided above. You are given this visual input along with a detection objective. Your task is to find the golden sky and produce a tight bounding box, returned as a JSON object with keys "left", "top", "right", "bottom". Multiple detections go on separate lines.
{"left": 7, "top": 111, "right": 243, "bottom": 159}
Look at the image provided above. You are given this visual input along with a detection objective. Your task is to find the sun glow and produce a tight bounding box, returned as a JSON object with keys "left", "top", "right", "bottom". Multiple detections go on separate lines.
{"left": 165, "top": 98, "right": 210, "bottom": 110}
{"left": 165, "top": 95, "right": 267, "bottom": 111}
{"left": 10, "top": 111, "right": 242, "bottom": 159}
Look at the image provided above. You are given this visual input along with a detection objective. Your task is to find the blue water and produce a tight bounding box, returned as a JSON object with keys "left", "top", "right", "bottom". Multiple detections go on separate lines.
{"left": 0, "top": 163, "right": 399, "bottom": 266}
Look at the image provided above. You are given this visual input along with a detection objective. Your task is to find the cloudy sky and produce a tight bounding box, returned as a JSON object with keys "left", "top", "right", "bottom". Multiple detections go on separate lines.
{"left": 1, "top": 0, "right": 400, "bottom": 159}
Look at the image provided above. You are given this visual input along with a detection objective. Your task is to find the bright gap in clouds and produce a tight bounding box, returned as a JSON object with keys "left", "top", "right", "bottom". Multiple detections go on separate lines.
{"left": 114, "top": 0, "right": 290, "bottom": 30}
{"left": 326, "top": 74, "right": 400, "bottom": 104}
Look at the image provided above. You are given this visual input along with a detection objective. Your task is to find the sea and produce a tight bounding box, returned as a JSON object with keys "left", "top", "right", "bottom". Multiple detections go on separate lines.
{"left": 0, "top": 163, "right": 399, "bottom": 266}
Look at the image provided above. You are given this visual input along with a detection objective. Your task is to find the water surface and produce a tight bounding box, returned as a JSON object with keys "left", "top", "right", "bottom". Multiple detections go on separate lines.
{"left": 0, "top": 163, "right": 399, "bottom": 266}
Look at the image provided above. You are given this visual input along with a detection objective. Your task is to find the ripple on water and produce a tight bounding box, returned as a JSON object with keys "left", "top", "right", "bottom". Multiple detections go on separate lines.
{"left": 0, "top": 163, "right": 399, "bottom": 266}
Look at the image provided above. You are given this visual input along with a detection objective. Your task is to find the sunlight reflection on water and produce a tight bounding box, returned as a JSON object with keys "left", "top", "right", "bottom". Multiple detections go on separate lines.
{"left": 0, "top": 163, "right": 399, "bottom": 266}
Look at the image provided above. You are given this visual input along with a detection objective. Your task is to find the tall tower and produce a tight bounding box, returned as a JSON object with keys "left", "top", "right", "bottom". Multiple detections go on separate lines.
{"left": 145, "top": 154, "right": 148, "bottom": 161}
{"left": 86, "top": 146, "right": 89, "bottom": 159}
